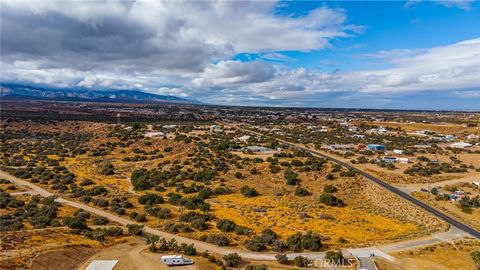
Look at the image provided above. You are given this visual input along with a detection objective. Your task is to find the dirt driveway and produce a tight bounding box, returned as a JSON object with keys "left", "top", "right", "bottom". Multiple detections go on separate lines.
{"left": 78, "top": 238, "right": 197, "bottom": 270}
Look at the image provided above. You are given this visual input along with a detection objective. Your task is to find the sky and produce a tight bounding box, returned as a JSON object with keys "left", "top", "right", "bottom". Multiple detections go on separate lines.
{"left": 1, "top": 0, "right": 479, "bottom": 110}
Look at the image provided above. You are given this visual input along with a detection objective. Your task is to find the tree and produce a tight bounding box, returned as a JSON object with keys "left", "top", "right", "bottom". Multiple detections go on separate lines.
{"left": 146, "top": 235, "right": 160, "bottom": 252}
{"left": 244, "top": 237, "right": 266, "bottom": 252}
{"left": 293, "top": 256, "right": 309, "bottom": 267}
{"left": 127, "top": 224, "right": 143, "bottom": 235}
{"left": 325, "top": 250, "right": 345, "bottom": 265}
{"left": 319, "top": 193, "right": 345, "bottom": 207}
{"left": 284, "top": 169, "right": 299, "bottom": 185}
{"left": 216, "top": 219, "right": 237, "bottom": 232}
{"left": 138, "top": 193, "right": 164, "bottom": 205}
{"left": 294, "top": 186, "right": 310, "bottom": 196}
{"left": 323, "top": 184, "right": 338, "bottom": 193}
{"left": 240, "top": 185, "right": 259, "bottom": 197}
{"left": 275, "top": 254, "right": 288, "bottom": 264}
{"left": 222, "top": 253, "right": 242, "bottom": 267}
{"left": 182, "top": 243, "right": 197, "bottom": 255}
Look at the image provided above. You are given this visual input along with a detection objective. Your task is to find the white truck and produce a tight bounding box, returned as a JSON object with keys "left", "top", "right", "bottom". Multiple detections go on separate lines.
{"left": 160, "top": 255, "right": 194, "bottom": 266}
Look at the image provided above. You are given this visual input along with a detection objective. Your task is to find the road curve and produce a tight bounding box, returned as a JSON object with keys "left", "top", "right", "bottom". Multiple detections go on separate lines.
{"left": 0, "top": 168, "right": 474, "bottom": 261}
{"left": 244, "top": 129, "right": 480, "bottom": 239}
{"left": 0, "top": 170, "right": 319, "bottom": 260}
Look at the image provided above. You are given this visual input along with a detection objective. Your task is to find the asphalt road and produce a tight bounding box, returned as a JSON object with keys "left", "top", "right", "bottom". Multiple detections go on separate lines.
{"left": 252, "top": 132, "right": 480, "bottom": 239}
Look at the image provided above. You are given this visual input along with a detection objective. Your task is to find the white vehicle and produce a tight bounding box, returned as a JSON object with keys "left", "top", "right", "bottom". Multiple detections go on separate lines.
{"left": 160, "top": 255, "right": 194, "bottom": 266}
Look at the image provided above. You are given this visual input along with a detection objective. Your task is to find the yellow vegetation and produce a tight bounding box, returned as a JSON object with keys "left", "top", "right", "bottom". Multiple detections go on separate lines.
{"left": 211, "top": 193, "right": 419, "bottom": 248}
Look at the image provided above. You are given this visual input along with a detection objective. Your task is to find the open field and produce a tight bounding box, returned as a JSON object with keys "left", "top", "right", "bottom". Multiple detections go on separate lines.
{"left": 1, "top": 106, "right": 479, "bottom": 269}
{"left": 367, "top": 121, "right": 480, "bottom": 135}
{"left": 376, "top": 237, "right": 480, "bottom": 270}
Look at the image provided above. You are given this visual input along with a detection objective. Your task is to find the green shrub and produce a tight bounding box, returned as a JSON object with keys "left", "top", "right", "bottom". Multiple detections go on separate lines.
{"left": 294, "top": 186, "right": 310, "bottom": 196}
{"left": 275, "top": 254, "right": 288, "bottom": 264}
{"left": 205, "top": 233, "right": 230, "bottom": 246}
{"left": 293, "top": 256, "right": 309, "bottom": 267}
{"left": 216, "top": 219, "right": 236, "bottom": 232}
{"left": 323, "top": 184, "right": 338, "bottom": 193}
{"left": 319, "top": 193, "right": 345, "bottom": 207}
{"left": 127, "top": 224, "right": 143, "bottom": 235}
{"left": 222, "top": 253, "right": 242, "bottom": 267}
{"left": 240, "top": 185, "right": 259, "bottom": 197}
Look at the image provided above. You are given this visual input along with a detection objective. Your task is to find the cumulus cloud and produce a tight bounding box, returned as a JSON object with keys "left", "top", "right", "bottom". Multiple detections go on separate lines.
{"left": 405, "top": 0, "right": 474, "bottom": 10}
{"left": 1, "top": 0, "right": 479, "bottom": 109}
{"left": 0, "top": 1, "right": 352, "bottom": 75}
{"left": 190, "top": 38, "right": 480, "bottom": 106}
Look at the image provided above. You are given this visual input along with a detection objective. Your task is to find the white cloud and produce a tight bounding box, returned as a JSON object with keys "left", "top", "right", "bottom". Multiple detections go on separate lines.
{"left": 405, "top": 0, "right": 474, "bottom": 10}
{"left": 1, "top": 0, "right": 478, "bottom": 108}
{"left": 191, "top": 38, "right": 480, "bottom": 105}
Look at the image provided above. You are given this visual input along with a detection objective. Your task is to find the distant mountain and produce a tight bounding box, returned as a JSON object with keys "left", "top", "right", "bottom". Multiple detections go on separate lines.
{"left": 0, "top": 83, "right": 201, "bottom": 104}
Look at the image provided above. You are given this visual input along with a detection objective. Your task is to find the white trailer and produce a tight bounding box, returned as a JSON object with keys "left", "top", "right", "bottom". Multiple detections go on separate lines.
{"left": 160, "top": 255, "right": 194, "bottom": 266}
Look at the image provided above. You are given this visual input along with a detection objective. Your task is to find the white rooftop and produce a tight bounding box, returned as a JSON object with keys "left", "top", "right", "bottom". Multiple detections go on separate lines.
{"left": 86, "top": 260, "right": 119, "bottom": 270}
{"left": 161, "top": 255, "right": 184, "bottom": 259}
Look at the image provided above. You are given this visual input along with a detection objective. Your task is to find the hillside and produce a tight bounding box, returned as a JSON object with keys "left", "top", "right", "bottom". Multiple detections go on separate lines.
{"left": 0, "top": 83, "right": 200, "bottom": 104}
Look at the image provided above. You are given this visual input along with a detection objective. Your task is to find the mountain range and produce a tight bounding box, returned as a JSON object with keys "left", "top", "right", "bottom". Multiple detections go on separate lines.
{"left": 0, "top": 83, "right": 200, "bottom": 104}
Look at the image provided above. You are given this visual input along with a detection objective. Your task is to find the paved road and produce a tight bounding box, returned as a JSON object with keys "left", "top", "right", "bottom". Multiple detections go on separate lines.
{"left": 242, "top": 129, "right": 480, "bottom": 239}
{"left": 0, "top": 170, "right": 472, "bottom": 261}
{"left": 358, "top": 257, "right": 378, "bottom": 270}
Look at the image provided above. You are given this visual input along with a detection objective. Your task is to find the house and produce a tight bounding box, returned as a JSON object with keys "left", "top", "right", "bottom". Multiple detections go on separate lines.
{"left": 473, "top": 181, "right": 480, "bottom": 188}
{"left": 416, "top": 130, "right": 434, "bottom": 135}
{"left": 237, "top": 135, "right": 251, "bottom": 142}
{"left": 397, "top": 157, "right": 411, "bottom": 164}
{"left": 393, "top": 149, "right": 403, "bottom": 155}
{"left": 144, "top": 131, "right": 165, "bottom": 138}
{"left": 369, "top": 127, "right": 387, "bottom": 134}
{"left": 162, "top": 124, "right": 177, "bottom": 129}
{"left": 466, "top": 134, "right": 479, "bottom": 140}
{"left": 414, "top": 144, "right": 430, "bottom": 149}
{"left": 450, "top": 142, "right": 473, "bottom": 149}
{"left": 352, "top": 134, "right": 365, "bottom": 139}
{"left": 445, "top": 134, "right": 456, "bottom": 140}
{"left": 382, "top": 156, "right": 397, "bottom": 163}
{"left": 321, "top": 144, "right": 356, "bottom": 151}
{"left": 242, "top": 146, "right": 272, "bottom": 152}
{"left": 367, "top": 144, "right": 385, "bottom": 151}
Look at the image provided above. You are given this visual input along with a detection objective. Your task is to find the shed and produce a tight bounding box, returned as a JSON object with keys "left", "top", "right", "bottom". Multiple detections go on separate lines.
{"left": 367, "top": 144, "right": 385, "bottom": 151}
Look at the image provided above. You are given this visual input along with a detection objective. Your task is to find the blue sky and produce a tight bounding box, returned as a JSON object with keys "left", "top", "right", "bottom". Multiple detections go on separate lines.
{"left": 240, "top": 1, "right": 480, "bottom": 71}
{"left": 1, "top": 0, "right": 479, "bottom": 110}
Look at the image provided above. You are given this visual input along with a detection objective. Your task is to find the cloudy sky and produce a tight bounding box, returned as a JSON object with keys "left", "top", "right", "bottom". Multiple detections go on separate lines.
{"left": 1, "top": 0, "right": 479, "bottom": 109}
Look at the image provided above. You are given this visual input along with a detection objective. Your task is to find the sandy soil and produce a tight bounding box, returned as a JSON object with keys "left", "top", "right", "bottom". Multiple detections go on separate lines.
{"left": 79, "top": 238, "right": 213, "bottom": 270}
{"left": 31, "top": 246, "right": 98, "bottom": 270}
{"left": 367, "top": 121, "right": 480, "bottom": 135}
{"left": 376, "top": 237, "right": 480, "bottom": 270}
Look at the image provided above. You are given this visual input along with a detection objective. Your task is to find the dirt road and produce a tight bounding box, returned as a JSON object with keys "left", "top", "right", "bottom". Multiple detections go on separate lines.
{"left": 0, "top": 170, "right": 471, "bottom": 262}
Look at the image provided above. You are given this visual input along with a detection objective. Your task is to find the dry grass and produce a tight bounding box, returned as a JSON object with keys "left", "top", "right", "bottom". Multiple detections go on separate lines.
{"left": 376, "top": 238, "right": 480, "bottom": 270}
